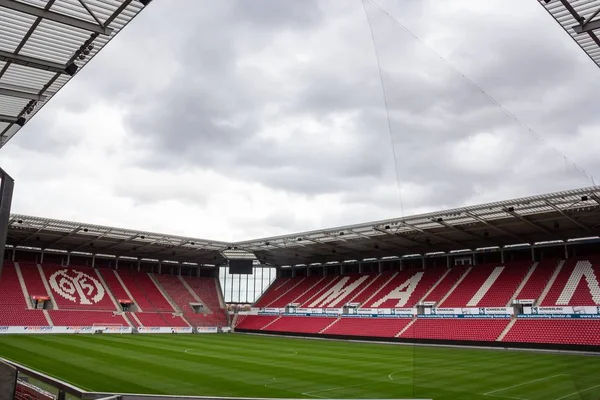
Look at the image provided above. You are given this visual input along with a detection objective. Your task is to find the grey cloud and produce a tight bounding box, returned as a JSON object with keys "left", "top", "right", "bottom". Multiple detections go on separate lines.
{"left": 8, "top": 0, "right": 600, "bottom": 236}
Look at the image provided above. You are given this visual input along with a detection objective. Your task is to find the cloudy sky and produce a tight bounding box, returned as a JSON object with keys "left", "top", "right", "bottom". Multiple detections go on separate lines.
{"left": 2, "top": 0, "right": 600, "bottom": 242}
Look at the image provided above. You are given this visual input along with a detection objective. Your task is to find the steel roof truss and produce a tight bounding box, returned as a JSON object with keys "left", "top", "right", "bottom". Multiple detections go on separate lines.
{"left": 543, "top": 199, "right": 594, "bottom": 233}
{"left": 573, "top": 17, "right": 600, "bottom": 33}
{"left": 68, "top": 229, "right": 114, "bottom": 252}
{"left": 504, "top": 208, "right": 553, "bottom": 235}
{"left": 0, "top": 0, "right": 113, "bottom": 35}
{"left": 0, "top": 50, "right": 73, "bottom": 75}
{"left": 0, "top": 114, "right": 18, "bottom": 124}
{"left": 396, "top": 220, "right": 463, "bottom": 247}
{"left": 45, "top": 226, "right": 82, "bottom": 247}
{"left": 99, "top": 233, "right": 139, "bottom": 252}
{"left": 0, "top": 87, "right": 46, "bottom": 101}
{"left": 464, "top": 211, "right": 528, "bottom": 243}
{"left": 431, "top": 218, "right": 486, "bottom": 242}
{"left": 350, "top": 228, "right": 412, "bottom": 254}
{"left": 15, "top": 222, "right": 50, "bottom": 247}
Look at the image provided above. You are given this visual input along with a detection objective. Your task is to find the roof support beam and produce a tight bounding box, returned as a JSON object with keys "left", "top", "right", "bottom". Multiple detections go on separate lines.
{"left": 0, "top": 50, "right": 76, "bottom": 75}
{"left": 15, "top": 223, "right": 50, "bottom": 247}
{"left": 0, "top": 0, "right": 113, "bottom": 35}
{"left": 69, "top": 230, "right": 113, "bottom": 252}
{"left": 0, "top": 87, "right": 46, "bottom": 101}
{"left": 0, "top": 114, "right": 17, "bottom": 123}
{"left": 373, "top": 227, "right": 425, "bottom": 248}
{"left": 573, "top": 18, "right": 600, "bottom": 34}
{"left": 503, "top": 208, "right": 554, "bottom": 235}
{"left": 396, "top": 221, "right": 464, "bottom": 247}
{"left": 349, "top": 229, "right": 414, "bottom": 255}
{"left": 464, "top": 211, "right": 528, "bottom": 243}
{"left": 431, "top": 218, "right": 486, "bottom": 241}
{"left": 543, "top": 200, "right": 594, "bottom": 234}
{"left": 45, "top": 226, "right": 82, "bottom": 247}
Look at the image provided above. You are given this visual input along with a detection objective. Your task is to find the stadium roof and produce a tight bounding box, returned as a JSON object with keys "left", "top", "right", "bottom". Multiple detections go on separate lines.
{"left": 539, "top": 0, "right": 600, "bottom": 68}
{"left": 6, "top": 186, "right": 600, "bottom": 267}
{"left": 0, "top": 0, "right": 151, "bottom": 148}
{"left": 237, "top": 186, "right": 600, "bottom": 267}
{"left": 7, "top": 214, "right": 231, "bottom": 265}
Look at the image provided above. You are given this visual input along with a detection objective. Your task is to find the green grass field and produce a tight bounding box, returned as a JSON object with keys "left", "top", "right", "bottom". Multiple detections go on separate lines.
{"left": 0, "top": 333, "right": 599, "bottom": 399}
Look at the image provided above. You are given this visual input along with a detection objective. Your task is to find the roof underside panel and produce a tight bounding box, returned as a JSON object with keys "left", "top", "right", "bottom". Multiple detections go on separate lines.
{"left": 539, "top": 0, "right": 600, "bottom": 68}
{"left": 0, "top": 0, "right": 147, "bottom": 148}
{"left": 7, "top": 186, "right": 600, "bottom": 267}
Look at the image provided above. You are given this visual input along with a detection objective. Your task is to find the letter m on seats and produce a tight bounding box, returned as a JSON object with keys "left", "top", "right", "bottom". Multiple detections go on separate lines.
{"left": 309, "top": 276, "right": 370, "bottom": 308}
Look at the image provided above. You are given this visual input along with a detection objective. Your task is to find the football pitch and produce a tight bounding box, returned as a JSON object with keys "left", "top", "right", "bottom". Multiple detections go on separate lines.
{"left": 0, "top": 333, "right": 599, "bottom": 400}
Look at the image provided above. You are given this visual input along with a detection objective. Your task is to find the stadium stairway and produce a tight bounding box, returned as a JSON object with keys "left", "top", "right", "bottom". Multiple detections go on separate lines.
{"left": 509, "top": 262, "right": 538, "bottom": 305}
{"left": 13, "top": 262, "right": 32, "bottom": 309}
{"left": 537, "top": 259, "right": 564, "bottom": 305}
{"left": 149, "top": 274, "right": 182, "bottom": 312}
{"left": 515, "top": 259, "right": 558, "bottom": 305}
{"left": 496, "top": 318, "right": 517, "bottom": 341}
{"left": 423, "top": 265, "right": 469, "bottom": 305}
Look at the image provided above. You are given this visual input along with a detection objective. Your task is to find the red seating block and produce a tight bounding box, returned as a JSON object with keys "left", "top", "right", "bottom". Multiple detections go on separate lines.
{"left": 401, "top": 318, "right": 509, "bottom": 341}
{"left": 263, "top": 316, "right": 337, "bottom": 334}
{"left": 236, "top": 315, "right": 279, "bottom": 330}
{"left": 117, "top": 270, "right": 174, "bottom": 312}
{"left": 18, "top": 262, "right": 50, "bottom": 299}
{"left": 515, "top": 259, "right": 557, "bottom": 301}
{"left": 503, "top": 319, "right": 600, "bottom": 346}
{"left": 323, "top": 317, "right": 412, "bottom": 337}
{"left": 422, "top": 266, "right": 468, "bottom": 304}
{"left": 131, "top": 312, "right": 188, "bottom": 327}
{"left": 48, "top": 310, "right": 127, "bottom": 327}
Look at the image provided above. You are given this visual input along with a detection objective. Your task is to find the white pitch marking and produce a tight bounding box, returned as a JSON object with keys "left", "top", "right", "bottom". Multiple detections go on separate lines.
{"left": 554, "top": 384, "right": 600, "bottom": 400}
{"left": 484, "top": 394, "right": 528, "bottom": 400}
{"left": 303, "top": 382, "right": 376, "bottom": 397}
{"left": 388, "top": 368, "right": 416, "bottom": 380}
{"left": 484, "top": 374, "right": 566, "bottom": 397}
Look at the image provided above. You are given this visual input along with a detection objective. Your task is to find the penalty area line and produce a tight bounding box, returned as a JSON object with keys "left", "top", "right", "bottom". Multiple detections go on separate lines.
{"left": 484, "top": 374, "right": 566, "bottom": 398}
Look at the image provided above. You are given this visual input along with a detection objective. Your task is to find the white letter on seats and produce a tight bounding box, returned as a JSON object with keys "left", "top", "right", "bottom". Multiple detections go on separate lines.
{"left": 309, "top": 275, "right": 370, "bottom": 308}
{"left": 371, "top": 272, "right": 424, "bottom": 308}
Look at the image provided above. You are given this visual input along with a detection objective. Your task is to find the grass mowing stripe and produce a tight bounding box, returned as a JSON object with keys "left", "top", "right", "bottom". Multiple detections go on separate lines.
{"left": 1, "top": 334, "right": 599, "bottom": 400}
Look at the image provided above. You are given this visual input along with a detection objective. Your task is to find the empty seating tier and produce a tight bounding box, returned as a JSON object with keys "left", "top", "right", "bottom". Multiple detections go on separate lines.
{"left": 401, "top": 318, "right": 510, "bottom": 342}
{"left": 503, "top": 319, "right": 600, "bottom": 346}
{"left": 323, "top": 317, "right": 413, "bottom": 338}
{"left": 18, "top": 263, "right": 50, "bottom": 300}
{"left": 542, "top": 259, "right": 600, "bottom": 306}
{"left": 268, "top": 276, "right": 324, "bottom": 308}
{"left": 253, "top": 278, "right": 294, "bottom": 307}
{"left": 477, "top": 262, "right": 531, "bottom": 307}
{"left": 42, "top": 265, "right": 116, "bottom": 310}
{"left": 183, "top": 277, "right": 228, "bottom": 327}
{"left": 0, "top": 310, "right": 48, "bottom": 326}
{"left": 131, "top": 312, "right": 188, "bottom": 327}
{"left": 366, "top": 268, "right": 445, "bottom": 308}
{"left": 514, "top": 259, "right": 557, "bottom": 302}
{"left": 48, "top": 311, "right": 128, "bottom": 327}
{"left": 235, "top": 315, "right": 279, "bottom": 330}
{"left": 117, "top": 271, "right": 174, "bottom": 312}
{"left": 0, "top": 263, "right": 27, "bottom": 308}
{"left": 441, "top": 265, "right": 497, "bottom": 307}
{"left": 263, "top": 316, "right": 337, "bottom": 334}
{"left": 100, "top": 270, "right": 132, "bottom": 303}
{"left": 422, "top": 266, "right": 468, "bottom": 304}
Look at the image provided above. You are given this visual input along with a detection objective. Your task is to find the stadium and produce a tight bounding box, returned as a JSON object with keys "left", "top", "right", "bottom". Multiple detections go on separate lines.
{"left": 1, "top": 0, "right": 600, "bottom": 400}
